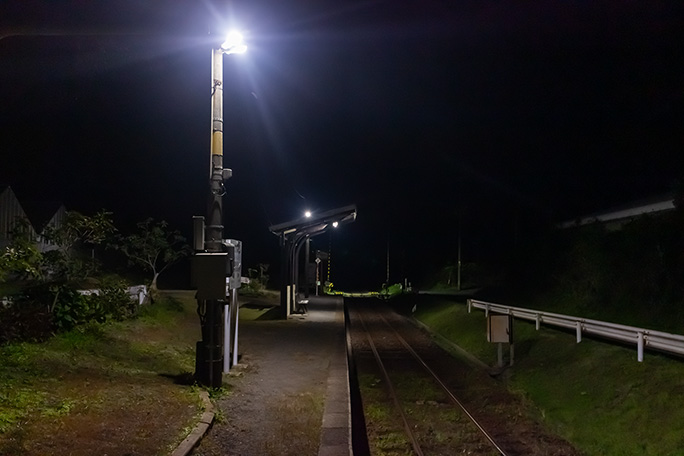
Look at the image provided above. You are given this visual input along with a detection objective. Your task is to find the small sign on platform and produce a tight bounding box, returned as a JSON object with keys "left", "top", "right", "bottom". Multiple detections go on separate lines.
{"left": 487, "top": 314, "right": 514, "bottom": 368}
{"left": 487, "top": 314, "right": 512, "bottom": 343}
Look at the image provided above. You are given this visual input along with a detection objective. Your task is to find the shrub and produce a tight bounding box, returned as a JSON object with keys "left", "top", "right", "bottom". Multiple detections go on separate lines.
{"left": 98, "top": 278, "right": 138, "bottom": 320}
{"left": 0, "top": 299, "right": 53, "bottom": 344}
{"left": 51, "top": 286, "right": 105, "bottom": 331}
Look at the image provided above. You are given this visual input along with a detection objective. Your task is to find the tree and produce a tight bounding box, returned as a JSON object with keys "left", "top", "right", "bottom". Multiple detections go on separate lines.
{"left": 113, "top": 219, "right": 191, "bottom": 294}
{"left": 0, "top": 219, "right": 43, "bottom": 282}
{"left": 42, "top": 211, "right": 116, "bottom": 281}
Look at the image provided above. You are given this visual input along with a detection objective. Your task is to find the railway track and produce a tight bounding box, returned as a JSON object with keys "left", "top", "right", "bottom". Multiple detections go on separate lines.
{"left": 347, "top": 299, "right": 509, "bottom": 456}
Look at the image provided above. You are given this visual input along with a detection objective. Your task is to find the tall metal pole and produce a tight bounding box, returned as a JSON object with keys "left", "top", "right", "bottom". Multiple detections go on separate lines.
{"left": 292, "top": 236, "right": 306, "bottom": 313}
{"left": 280, "top": 235, "right": 291, "bottom": 318}
{"left": 208, "top": 47, "right": 225, "bottom": 253}
{"left": 457, "top": 226, "right": 462, "bottom": 292}
{"left": 195, "top": 47, "right": 226, "bottom": 388}
{"left": 304, "top": 236, "right": 310, "bottom": 298}
{"left": 386, "top": 239, "right": 390, "bottom": 284}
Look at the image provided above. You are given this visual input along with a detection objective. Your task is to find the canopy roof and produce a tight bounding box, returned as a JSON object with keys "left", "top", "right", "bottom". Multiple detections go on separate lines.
{"left": 269, "top": 204, "right": 357, "bottom": 238}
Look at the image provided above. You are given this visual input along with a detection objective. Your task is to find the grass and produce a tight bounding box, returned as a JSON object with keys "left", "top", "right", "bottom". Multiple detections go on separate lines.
{"left": 411, "top": 297, "right": 684, "bottom": 456}
{"left": 359, "top": 374, "right": 412, "bottom": 455}
{"left": 0, "top": 290, "right": 204, "bottom": 456}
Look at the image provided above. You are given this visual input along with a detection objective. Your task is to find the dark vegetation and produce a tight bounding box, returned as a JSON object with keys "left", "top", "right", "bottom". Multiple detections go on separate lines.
{"left": 433, "top": 205, "right": 684, "bottom": 333}
{"left": 507, "top": 209, "right": 684, "bottom": 332}
{"left": 0, "top": 211, "right": 191, "bottom": 344}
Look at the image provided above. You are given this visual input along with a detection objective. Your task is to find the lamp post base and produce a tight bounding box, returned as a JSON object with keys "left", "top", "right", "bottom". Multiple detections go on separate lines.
{"left": 194, "top": 341, "right": 223, "bottom": 388}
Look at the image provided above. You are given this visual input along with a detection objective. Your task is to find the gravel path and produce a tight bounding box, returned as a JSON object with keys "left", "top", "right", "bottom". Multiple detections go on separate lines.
{"left": 193, "top": 296, "right": 347, "bottom": 456}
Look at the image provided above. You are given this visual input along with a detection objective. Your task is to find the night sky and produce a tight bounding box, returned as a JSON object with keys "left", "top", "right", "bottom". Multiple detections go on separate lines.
{"left": 1, "top": 1, "right": 683, "bottom": 289}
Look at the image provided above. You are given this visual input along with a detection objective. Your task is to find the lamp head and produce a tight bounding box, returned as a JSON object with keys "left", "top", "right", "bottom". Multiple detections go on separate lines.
{"left": 220, "top": 30, "right": 247, "bottom": 54}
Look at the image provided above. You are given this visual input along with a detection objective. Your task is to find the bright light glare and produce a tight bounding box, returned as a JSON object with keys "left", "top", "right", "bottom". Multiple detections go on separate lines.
{"left": 304, "top": 211, "right": 312, "bottom": 218}
{"left": 221, "top": 31, "right": 247, "bottom": 54}
{"left": 332, "top": 221, "right": 339, "bottom": 228}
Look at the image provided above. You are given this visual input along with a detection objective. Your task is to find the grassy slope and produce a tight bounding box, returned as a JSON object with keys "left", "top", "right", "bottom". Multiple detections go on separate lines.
{"left": 0, "top": 291, "right": 203, "bottom": 456}
{"left": 412, "top": 298, "right": 684, "bottom": 456}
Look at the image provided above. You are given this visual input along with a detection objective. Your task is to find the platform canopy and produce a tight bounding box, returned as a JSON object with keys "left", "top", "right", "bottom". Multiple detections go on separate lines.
{"left": 269, "top": 204, "right": 357, "bottom": 317}
{"left": 269, "top": 204, "right": 357, "bottom": 239}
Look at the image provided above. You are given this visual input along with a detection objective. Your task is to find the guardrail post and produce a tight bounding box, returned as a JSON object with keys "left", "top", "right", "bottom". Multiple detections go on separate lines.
{"left": 467, "top": 299, "right": 471, "bottom": 313}
{"left": 576, "top": 321, "right": 582, "bottom": 343}
{"left": 485, "top": 304, "right": 489, "bottom": 318}
{"left": 535, "top": 313, "right": 540, "bottom": 330}
{"left": 637, "top": 332, "right": 644, "bottom": 362}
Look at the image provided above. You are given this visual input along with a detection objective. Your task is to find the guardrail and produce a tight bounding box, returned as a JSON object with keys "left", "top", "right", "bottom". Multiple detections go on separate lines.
{"left": 467, "top": 299, "right": 684, "bottom": 362}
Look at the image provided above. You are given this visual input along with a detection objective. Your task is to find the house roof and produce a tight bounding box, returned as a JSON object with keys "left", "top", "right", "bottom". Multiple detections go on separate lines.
{"left": 558, "top": 194, "right": 675, "bottom": 229}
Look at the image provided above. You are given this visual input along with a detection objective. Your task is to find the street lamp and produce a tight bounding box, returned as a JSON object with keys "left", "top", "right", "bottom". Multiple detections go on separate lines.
{"left": 221, "top": 31, "right": 247, "bottom": 54}
{"left": 194, "top": 30, "right": 246, "bottom": 388}
{"left": 206, "top": 30, "right": 246, "bottom": 251}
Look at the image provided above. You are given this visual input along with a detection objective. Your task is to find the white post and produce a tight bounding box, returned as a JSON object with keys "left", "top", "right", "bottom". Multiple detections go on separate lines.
{"left": 232, "top": 291, "right": 239, "bottom": 366}
{"left": 286, "top": 285, "right": 291, "bottom": 317}
{"left": 223, "top": 304, "right": 232, "bottom": 373}
{"left": 637, "top": 332, "right": 644, "bottom": 362}
{"left": 576, "top": 321, "right": 582, "bottom": 343}
{"left": 535, "top": 313, "right": 540, "bottom": 330}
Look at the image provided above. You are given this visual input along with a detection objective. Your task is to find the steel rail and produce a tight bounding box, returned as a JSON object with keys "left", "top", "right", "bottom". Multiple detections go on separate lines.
{"left": 355, "top": 308, "right": 425, "bottom": 456}
{"left": 373, "top": 310, "right": 508, "bottom": 456}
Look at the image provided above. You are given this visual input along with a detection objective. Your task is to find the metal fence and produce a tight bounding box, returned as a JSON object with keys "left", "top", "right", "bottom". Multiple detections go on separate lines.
{"left": 467, "top": 299, "right": 684, "bottom": 362}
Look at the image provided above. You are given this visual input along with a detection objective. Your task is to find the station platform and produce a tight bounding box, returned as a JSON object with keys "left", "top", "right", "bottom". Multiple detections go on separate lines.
{"left": 192, "top": 295, "right": 351, "bottom": 456}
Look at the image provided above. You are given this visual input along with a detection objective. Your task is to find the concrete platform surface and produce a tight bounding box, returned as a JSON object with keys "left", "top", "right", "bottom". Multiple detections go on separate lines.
{"left": 191, "top": 295, "right": 351, "bottom": 456}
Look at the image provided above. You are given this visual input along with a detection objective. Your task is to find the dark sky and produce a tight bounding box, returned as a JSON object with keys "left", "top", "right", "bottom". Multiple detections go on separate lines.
{"left": 1, "top": 1, "right": 683, "bottom": 289}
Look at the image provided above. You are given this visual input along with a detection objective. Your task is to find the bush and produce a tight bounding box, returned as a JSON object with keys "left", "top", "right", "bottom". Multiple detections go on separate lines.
{"left": 98, "top": 278, "right": 138, "bottom": 320}
{"left": 52, "top": 286, "right": 105, "bottom": 331}
{"left": 510, "top": 210, "right": 684, "bottom": 330}
{"left": 0, "top": 299, "right": 53, "bottom": 344}
{"left": 0, "top": 279, "right": 140, "bottom": 344}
